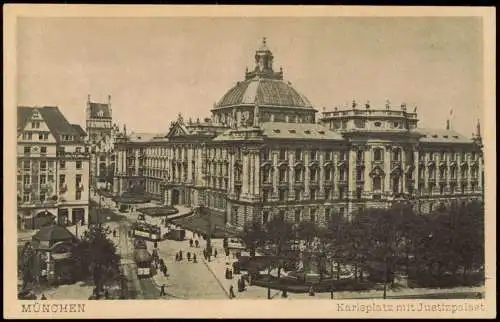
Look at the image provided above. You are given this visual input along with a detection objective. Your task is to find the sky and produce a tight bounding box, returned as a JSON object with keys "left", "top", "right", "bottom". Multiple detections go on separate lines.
{"left": 17, "top": 17, "right": 483, "bottom": 136}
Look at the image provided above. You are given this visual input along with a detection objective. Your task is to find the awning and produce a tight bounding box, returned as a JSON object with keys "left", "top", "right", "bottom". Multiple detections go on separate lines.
{"left": 52, "top": 252, "right": 72, "bottom": 260}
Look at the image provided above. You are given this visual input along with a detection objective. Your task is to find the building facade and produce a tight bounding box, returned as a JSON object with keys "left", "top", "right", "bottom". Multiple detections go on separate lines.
{"left": 85, "top": 95, "right": 119, "bottom": 190}
{"left": 113, "top": 38, "right": 484, "bottom": 229}
{"left": 17, "top": 106, "right": 91, "bottom": 230}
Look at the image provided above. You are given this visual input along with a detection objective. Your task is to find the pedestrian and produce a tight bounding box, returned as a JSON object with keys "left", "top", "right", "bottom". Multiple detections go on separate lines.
{"left": 104, "top": 290, "right": 109, "bottom": 299}
{"left": 163, "top": 267, "right": 167, "bottom": 277}
{"left": 281, "top": 290, "right": 288, "bottom": 298}
{"left": 179, "top": 250, "right": 183, "bottom": 261}
{"left": 160, "top": 284, "right": 166, "bottom": 296}
{"left": 213, "top": 248, "right": 217, "bottom": 258}
{"left": 154, "top": 241, "right": 158, "bottom": 249}
{"left": 229, "top": 285, "right": 236, "bottom": 299}
{"left": 175, "top": 253, "right": 179, "bottom": 261}
{"left": 309, "top": 285, "right": 315, "bottom": 296}
{"left": 195, "top": 240, "right": 199, "bottom": 248}
{"left": 41, "top": 293, "right": 47, "bottom": 300}
{"left": 193, "top": 253, "right": 197, "bottom": 263}
{"left": 189, "top": 239, "right": 193, "bottom": 247}
{"left": 225, "top": 267, "right": 230, "bottom": 279}
{"left": 113, "top": 230, "right": 117, "bottom": 237}
{"left": 187, "top": 252, "right": 191, "bottom": 261}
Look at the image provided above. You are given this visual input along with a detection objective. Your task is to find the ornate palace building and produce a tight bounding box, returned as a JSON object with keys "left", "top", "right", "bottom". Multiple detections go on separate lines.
{"left": 85, "top": 94, "right": 119, "bottom": 190}
{"left": 113, "top": 38, "right": 484, "bottom": 229}
{"left": 17, "top": 106, "right": 90, "bottom": 230}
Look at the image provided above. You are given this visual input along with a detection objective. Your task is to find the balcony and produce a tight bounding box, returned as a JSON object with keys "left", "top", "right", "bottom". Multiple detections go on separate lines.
{"left": 391, "top": 161, "right": 402, "bottom": 169}
{"left": 438, "top": 177, "right": 447, "bottom": 184}
{"left": 76, "top": 183, "right": 84, "bottom": 191}
{"left": 262, "top": 180, "right": 272, "bottom": 188}
{"left": 278, "top": 180, "right": 289, "bottom": 188}
{"left": 234, "top": 178, "right": 242, "bottom": 186}
{"left": 428, "top": 178, "right": 436, "bottom": 184}
{"left": 338, "top": 179, "right": 348, "bottom": 186}
{"left": 40, "top": 183, "right": 50, "bottom": 191}
{"left": 23, "top": 183, "right": 32, "bottom": 190}
{"left": 355, "top": 160, "right": 365, "bottom": 167}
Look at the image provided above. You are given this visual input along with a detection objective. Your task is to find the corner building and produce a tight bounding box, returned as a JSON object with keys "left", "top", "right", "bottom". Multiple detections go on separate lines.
{"left": 114, "top": 39, "right": 484, "bottom": 229}
{"left": 17, "top": 106, "right": 90, "bottom": 230}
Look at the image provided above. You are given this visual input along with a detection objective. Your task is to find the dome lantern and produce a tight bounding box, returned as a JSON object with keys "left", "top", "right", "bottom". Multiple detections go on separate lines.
{"left": 245, "top": 37, "right": 283, "bottom": 81}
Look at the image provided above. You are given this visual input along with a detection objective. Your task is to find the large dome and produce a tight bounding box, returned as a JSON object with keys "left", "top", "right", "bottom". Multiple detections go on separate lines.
{"left": 216, "top": 78, "right": 313, "bottom": 109}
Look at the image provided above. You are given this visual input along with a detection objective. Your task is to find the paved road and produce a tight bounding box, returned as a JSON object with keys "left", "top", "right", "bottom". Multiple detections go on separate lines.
{"left": 150, "top": 233, "right": 228, "bottom": 299}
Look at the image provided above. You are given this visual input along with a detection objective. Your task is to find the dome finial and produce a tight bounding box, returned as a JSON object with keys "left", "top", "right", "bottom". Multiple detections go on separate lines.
{"left": 263, "top": 36, "right": 267, "bottom": 46}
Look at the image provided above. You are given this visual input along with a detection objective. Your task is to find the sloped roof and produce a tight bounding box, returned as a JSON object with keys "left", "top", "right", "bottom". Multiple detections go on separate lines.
{"left": 128, "top": 132, "right": 159, "bottom": 142}
{"left": 260, "top": 122, "right": 345, "bottom": 141}
{"left": 414, "top": 128, "right": 473, "bottom": 144}
{"left": 88, "top": 102, "right": 112, "bottom": 119}
{"left": 32, "top": 225, "right": 76, "bottom": 243}
{"left": 216, "top": 78, "right": 313, "bottom": 109}
{"left": 72, "top": 124, "right": 87, "bottom": 137}
{"left": 18, "top": 106, "right": 84, "bottom": 140}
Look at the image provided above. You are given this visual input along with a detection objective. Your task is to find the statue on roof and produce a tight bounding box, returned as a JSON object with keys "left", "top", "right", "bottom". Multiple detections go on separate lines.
{"left": 177, "top": 113, "right": 184, "bottom": 124}
{"left": 413, "top": 106, "right": 417, "bottom": 113}
{"left": 352, "top": 99, "right": 357, "bottom": 109}
{"left": 385, "top": 100, "right": 391, "bottom": 110}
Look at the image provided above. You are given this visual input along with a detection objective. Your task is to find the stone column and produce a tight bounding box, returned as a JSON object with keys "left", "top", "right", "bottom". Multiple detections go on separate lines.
{"left": 333, "top": 152, "right": 340, "bottom": 199}
{"left": 401, "top": 148, "right": 406, "bottom": 194}
{"left": 319, "top": 151, "right": 325, "bottom": 198}
{"left": 467, "top": 154, "right": 472, "bottom": 193}
{"left": 187, "top": 146, "right": 193, "bottom": 183}
{"left": 384, "top": 147, "right": 391, "bottom": 194}
{"left": 414, "top": 150, "right": 419, "bottom": 192}
{"left": 304, "top": 151, "right": 310, "bottom": 199}
{"left": 242, "top": 151, "right": 249, "bottom": 195}
{"left": 272, "top": 152, "right": 278, "bottom": 199}
{"left": 364, "top": 148, "right": 371, "bottom": 196}
{"left": 249, "top": 151, "right": 254, "bottom": 195}
{"left": 253, "top": 151, "right": 260, "bottom": 197}
{"left": 288, "top": 151, "right": 295, "bottom": 199}
{"left": 348, "top": 149, "right": 356, "bottom": 198}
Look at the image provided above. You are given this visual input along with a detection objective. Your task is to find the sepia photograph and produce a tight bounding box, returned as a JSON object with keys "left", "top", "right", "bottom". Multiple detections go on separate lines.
{"left": 3, "top": 4, "right": 496, "bottom": 319}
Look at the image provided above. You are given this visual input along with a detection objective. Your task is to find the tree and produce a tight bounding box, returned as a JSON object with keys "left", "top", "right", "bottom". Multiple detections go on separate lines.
{"left": 263, "top": 217, "right": 294, "bottom": 298}
{"left": 19, "top": 242, "right": 37, "bottom": 290}
{"left": 240, "top": 221, "right": 265, "bottom": 258}
{"left": 73, "top": 225, "right": 121, "bottom": 292}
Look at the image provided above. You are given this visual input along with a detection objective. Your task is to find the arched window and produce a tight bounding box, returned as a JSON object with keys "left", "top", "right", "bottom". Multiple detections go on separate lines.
{"left": 392, "top": 148, "right": 401, "bottom": 161}
{"left": 373, "top": 176, "right": 382, "bottom": 191}
{"left": 374, "top": 148, "right": 383, "bottom": 162}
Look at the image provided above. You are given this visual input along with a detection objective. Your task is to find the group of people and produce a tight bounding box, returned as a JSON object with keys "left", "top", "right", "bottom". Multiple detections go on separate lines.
{"left": 175, "top": 249, "right": 198, "bottom": 263}
{"left": 189, "top": 238, "right": 200, "bottom": 248}
{"left": 152, "top": 247, "right": 168, "bottom": 277}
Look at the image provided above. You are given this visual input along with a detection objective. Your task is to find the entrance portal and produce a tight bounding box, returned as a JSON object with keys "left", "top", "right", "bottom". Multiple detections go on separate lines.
{"left": 172, "top": 189, "right": 180, "bottom": 206}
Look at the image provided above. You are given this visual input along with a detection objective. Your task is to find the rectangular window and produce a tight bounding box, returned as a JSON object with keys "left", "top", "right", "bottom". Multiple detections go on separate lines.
{"left": 310, "top": 209, "right": 316, "bottom": 222}
{"left": 279, "top": 149, "right": 287, "bottom": 161}
{"left": 76, "top": 174, "right": 82, "bottom": 185}
{"left": 40, "top": 146, "right": 47, "bottom": 154}
{"left": 76, "top": 161, "right": 82, "bottom": 169}
{"left": 325, "top": 188, "right": 330, "bottom": 200}
{"left": 59, "top": 174, "right": 66, "bottom": 185}
{"left": 295, "top": 189, "right": 301, "bottom": 201}
{"left": 31, "top": 121, "right": 40, "bottom": 128}
{"left": 40, "top": 175, "right": 46, "bottom": 185}
{"left": 76, "top": 190, "right": 82, "bottom": 200}
{"left": 310, "top": 189, "right": 316, "bottom": 200}
{"left": 23, "top": 192, "right": 30, "bottom": 202}
{"left": 60, "top": 160, "right": 65, "bottom": 169}
{"left": 325, "top": 208, "right": 331, "bottom": 223}
{"left": 76, "top": 147, "right": 82, "bottom": 153}
{"left": 279, "top": 189, "right": 287, "bottom": 201}
{"left": 23, "top": 160, "right": 31, "bottom": 170}
{"left": 23, "top": 175, "right": 31, "bottom": 185}
{"left": 38, "top": 133, "right": 44, "bottom": 140}
{"left": 40, "top": 193, "right": 46, "bottom": 202}
{"left": 295, "top": 149, "right": 302, "bottom": 161}
{"left": 24, "top": 146, "right": 31, "bottom": 154}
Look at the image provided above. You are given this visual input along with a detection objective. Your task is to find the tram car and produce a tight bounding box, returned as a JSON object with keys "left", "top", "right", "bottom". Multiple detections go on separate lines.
{"left": 134, "top": 248, "right": 153, "bottom": 278}
{"left": 132, "top": 222, "right": 161, "bottom": 242}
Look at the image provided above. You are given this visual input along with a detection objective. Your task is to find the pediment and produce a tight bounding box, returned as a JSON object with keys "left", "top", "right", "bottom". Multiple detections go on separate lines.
{"left": 369, "top": 166, "right": 385, "bottom": 177}
{"left": 166, "top": 122, "right": 189, "bottom": 138}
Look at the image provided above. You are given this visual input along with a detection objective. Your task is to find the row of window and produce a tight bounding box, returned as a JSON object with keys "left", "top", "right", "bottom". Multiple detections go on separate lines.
{"left": 21, "top": 132, "right": 50, "bottom": 141}
{"left": 21, "top": 190, "right": 83, "bottom": 203}
{"left": 19, "top": 173, "right": 83, "bottom": 186}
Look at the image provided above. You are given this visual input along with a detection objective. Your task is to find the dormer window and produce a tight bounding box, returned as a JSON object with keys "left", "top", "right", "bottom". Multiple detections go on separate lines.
{"left": 273, "top": 129, "right": 280, "bottom": 133}
{"left": 318, "top": 130, "right": 325, "bottom": 134}
{"left": 374, "top": 122, "right": 382, "bottom": 127}
{"left": 304, "top": 130, "right": 311, "bottom": 134}
{"left": 289, "top": 129, "right": 296, "bottom": 133}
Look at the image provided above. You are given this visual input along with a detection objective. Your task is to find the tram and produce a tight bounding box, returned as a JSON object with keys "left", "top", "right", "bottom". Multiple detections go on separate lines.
{"left": 134, "top": 248, "right": 153, "bottom": 278}
{"left": 131, "top": 222, "right": 161, "bottom": 242}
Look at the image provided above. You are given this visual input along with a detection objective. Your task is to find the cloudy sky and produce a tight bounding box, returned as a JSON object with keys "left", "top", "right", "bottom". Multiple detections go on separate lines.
{"left": 17, "top": 16, "right": 483, "bottom": 136}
